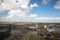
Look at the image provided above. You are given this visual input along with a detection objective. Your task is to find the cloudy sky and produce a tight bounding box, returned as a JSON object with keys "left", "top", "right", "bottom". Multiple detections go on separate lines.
{"left": 0, "top": 0, "right": 60, "bottom": 23}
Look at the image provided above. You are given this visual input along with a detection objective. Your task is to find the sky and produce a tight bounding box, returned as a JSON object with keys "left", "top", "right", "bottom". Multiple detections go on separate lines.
{"left": 0, "top": 0, "right": 60, "bottom": 23}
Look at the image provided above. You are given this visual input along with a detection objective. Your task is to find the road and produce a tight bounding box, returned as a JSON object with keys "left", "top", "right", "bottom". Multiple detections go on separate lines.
{"left": 21, "top": 31, "right": 35, "bottom": 40}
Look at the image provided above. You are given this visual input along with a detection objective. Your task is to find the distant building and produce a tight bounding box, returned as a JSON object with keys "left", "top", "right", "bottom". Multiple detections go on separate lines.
{"left": 54, "top": 25, "right": 60, "bottom": 32}
{"left": 44, "top": 25, "right": 47, "bottom": 29}
{"left": 44, "top": 24, "right": 55, "bottom": 32}
{"left": 28, "top": 24, "right": 38, "bottom": 30}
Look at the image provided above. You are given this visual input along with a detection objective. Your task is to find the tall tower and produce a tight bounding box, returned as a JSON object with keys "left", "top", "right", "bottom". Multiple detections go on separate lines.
{"left": 36, "top": 24, "right": 38, "bottom": 28}
{"left": 44, "top": 25, "right": 47, "bottom": 29}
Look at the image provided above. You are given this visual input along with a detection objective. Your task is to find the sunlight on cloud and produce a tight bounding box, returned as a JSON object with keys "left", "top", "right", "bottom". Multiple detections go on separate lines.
{"left": 30, "top": 3, "right": 39, "bottom": 9}
{"left": 42, "top": 0, "right": 51, "bottom": 5}
{"left": 54, "top": 0, "right": 60, "bottom": 9}
{"left": 0, "top": 0, "right": 60, "bottom": 22}
{"left": 2, "top": 0, "right": 39, "bottom": 22}
{"left": 29, "top": 14, "right": 38, "bottom": 18}
{"left": 6, "top": 9, "right": 28, "bottom": 19}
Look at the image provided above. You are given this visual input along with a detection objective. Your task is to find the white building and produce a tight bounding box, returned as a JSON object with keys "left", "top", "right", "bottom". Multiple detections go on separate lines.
{"left": 28, "top": 24, "right": 38, "bottom": 30}
{"left": 44, "top": 24, "right": 55, "bottom": 32}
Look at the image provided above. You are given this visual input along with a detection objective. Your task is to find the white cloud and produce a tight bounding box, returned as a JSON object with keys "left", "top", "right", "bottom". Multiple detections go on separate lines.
{"left": 29, "top": 14, "right": 38, "bottom": 18}
{"left": 0, "top": 0, "right": 19, "bottom": 10}
{"left": 56, "top": 17, "right": 60, "bottom": 20}
{"left": 0, "top": 0, "right": 39, "bottom": 22}
{"left": 6, "top": 9, "right": 29, "bottom": 20}
{"left": 0, "top": 0, "right": 30, "bottom": 20}
{"left": 31, "top": 17, "right": 60, "bottom": 22}
{"left": 18, "top": 0, "right": 30, "bottom": 9}
{"left": 30, "top": 3, "right": 39, "bottom": 9}
{"left": 42, "top": 0, "right": 51, "bottom": 5}
{"left": 1, "top": 13, "right": 60, "bottom": 22}
{"left": 0, "top": 0, "right": 60, "bottom": 23}
{"left": 54, "top": 0, "right": 60, "bottom": 9}
{"left": 0, "top": 0, "right": 30, "bottom": 11}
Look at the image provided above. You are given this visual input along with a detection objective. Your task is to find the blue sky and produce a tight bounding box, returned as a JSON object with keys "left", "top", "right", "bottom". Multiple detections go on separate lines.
{"left": 30, "top": 0, "right": 60, "bottom": 17}
{"left": 0, "top": 0, "right": 60, "bottom": 22}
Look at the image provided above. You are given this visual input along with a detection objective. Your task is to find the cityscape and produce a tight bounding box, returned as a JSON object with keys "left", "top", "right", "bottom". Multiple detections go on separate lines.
{"left": 0, "top": 22, "right": 60, "bottom": 40}
{"left": 0, "top": 0, "right": 60, "bottom": 40}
